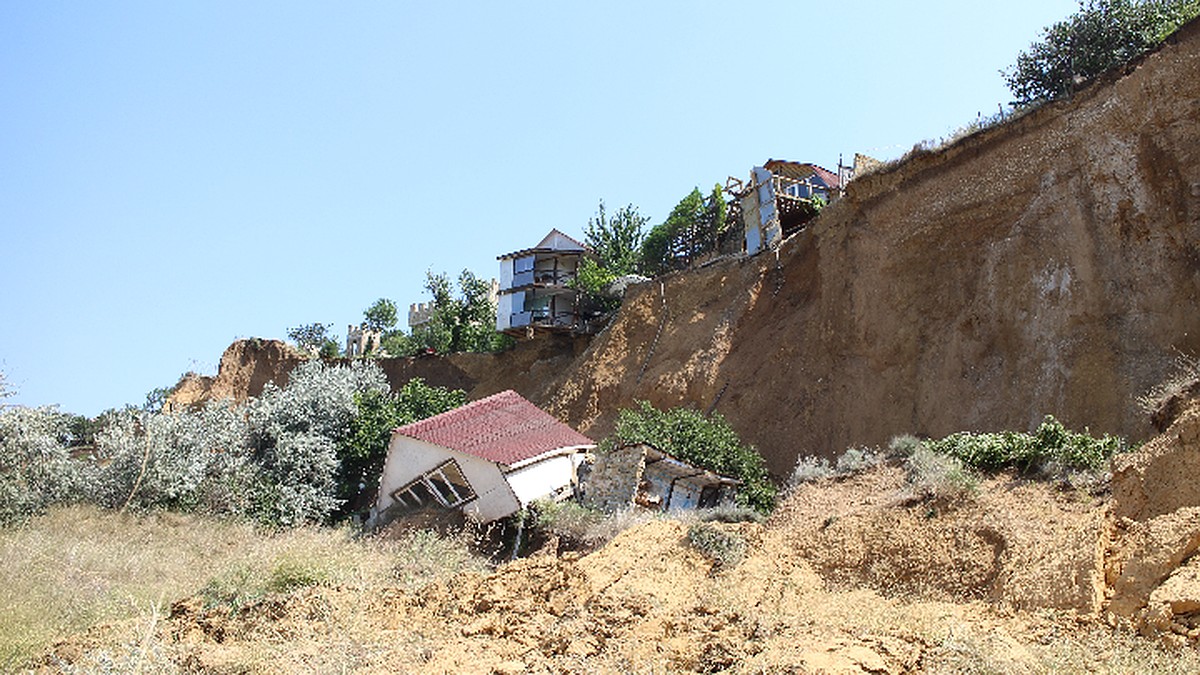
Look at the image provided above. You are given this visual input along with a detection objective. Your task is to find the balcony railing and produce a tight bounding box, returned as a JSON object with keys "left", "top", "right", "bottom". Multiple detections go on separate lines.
{"left": 508, "top": 310, "right": 576, "bottom": 329}
{"left": 509, "top": 270, "right": 575, "bottom": 288}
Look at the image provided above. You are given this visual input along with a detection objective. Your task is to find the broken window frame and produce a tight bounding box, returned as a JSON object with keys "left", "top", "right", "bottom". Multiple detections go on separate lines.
{"left": 391, "top": 459, "right": 477, "bottom": 511}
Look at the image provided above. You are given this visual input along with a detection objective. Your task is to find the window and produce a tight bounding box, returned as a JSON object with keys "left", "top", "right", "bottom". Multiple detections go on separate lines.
{"left": 391, "top": 459, "right": 477, "bottom": 511}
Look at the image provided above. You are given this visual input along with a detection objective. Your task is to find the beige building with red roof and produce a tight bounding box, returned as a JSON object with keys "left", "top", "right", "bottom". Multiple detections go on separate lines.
{"left": 372, "top": 390, "right": 595, "bottom": 524}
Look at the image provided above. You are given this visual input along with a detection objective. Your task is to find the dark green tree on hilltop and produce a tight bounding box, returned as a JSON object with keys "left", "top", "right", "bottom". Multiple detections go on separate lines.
{"left": 362, "top": 298, "right": 398, "bottom": 333}
{"left": 640, "top": 185, "right": 728, "bottom": 276}
{"left": 383, "top": 270, "right": 511, "bottom": 356}
{"left": 287, "top": 322, "right": 340, "bottom": 358}
{"left": 1004, "top": 0, "right": 1200, "bottom": 104}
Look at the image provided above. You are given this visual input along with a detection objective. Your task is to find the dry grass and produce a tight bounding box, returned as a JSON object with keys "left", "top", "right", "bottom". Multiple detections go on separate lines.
{"left": 0, "top": 504, "right": 482, "bottom": 669}
{"left": 7, "top": 495, "right": 1200, "bottom": 672}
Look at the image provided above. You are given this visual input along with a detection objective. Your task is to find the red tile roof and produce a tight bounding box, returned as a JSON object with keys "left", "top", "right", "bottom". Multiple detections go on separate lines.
{"left": 763, "top": 159, "right": 841, "bottom": 190}
{"left": 809, "top": 164, "right": 840, "bottom": 190}
{"left": 393, "top": 390, "right": 594, "bottom": 466}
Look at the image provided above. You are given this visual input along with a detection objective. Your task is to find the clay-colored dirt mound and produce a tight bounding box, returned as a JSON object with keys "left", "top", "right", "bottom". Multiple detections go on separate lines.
{"left": 1106, "top": 397, "right": 1200, "bottom": 641}
{"left": 39, "top": 483, "right": 1200, "bottom": 673}
{"left": 144, "top": 520, "right": 939, "bottom": 673}
{"left": 1113, "top": 398, "right": 1200, "bottom": 523}
{"left": 776, "top": 466, "right": 1107, "bottom": 612}
{"left": 166, "top": 338, "right": 304, "bottom": 409}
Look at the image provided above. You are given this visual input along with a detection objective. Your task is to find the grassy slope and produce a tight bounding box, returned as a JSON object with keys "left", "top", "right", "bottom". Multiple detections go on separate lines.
{"left": 0, "top": 505, "right": 481, "bottom": 669}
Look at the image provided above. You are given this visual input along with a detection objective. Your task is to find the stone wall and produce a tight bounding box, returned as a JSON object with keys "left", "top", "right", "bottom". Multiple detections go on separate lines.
{"left": 580, "top": 444, "right": 647, "bottom": 513}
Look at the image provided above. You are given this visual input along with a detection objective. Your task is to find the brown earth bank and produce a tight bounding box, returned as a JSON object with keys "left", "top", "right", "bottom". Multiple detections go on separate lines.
{"left": 172, "top": 19, "right": 1200, "bottom": 480}
{"left": 546, "top": 18, "right": 1200, "bottom": 476}
{"left": 34, "top": 403, "right": 1200, "bottom": 673}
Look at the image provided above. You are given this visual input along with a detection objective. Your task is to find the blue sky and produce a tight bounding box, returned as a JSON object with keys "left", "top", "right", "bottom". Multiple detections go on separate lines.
{"left": 0, "top": 1, "right": 1075, "bottom": 416}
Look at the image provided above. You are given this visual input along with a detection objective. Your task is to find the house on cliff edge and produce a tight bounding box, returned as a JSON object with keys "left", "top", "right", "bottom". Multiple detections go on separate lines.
{"left": 372, "top": 390, "right": 594, "bottom": 525}
{"left": 731, "top": 159, "right": 841, "bottom": 255}
{"left": 496, "top": 229, "right": 595, "bottom": 334}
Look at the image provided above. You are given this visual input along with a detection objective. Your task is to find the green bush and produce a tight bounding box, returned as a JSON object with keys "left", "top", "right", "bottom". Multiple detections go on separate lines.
{"left": 687, "top": 522, "right": 746, "bottom": 569}
{"left": 925, "top": 415, "right": 1126, "bottom": 474}
{"left": 267, "top": 557, "right": 330, "bottom": 593}
{"left": 905, "top": 446, "right": 980, "bottom": 502}
{"left": 200, "top": 564, "right": 259, "bottom": 610}
{"left": 334, "top": 380, "right": 466, "bottom": 518}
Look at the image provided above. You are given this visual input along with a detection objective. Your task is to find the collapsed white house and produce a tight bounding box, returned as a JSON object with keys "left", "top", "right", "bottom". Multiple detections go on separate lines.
{"left": 372, "top": 390, "right": 595, "bottom": 524}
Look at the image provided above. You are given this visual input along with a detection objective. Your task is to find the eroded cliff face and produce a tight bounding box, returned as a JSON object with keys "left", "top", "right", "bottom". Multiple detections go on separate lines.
{"left": 167, "top": 334, "right": 591, "bottom": 413}
{"left": 168, "top": 339, "right": 306, "bottom": 408}
{"left": 545, "top": 21, "right": 1200, "bottom": 476}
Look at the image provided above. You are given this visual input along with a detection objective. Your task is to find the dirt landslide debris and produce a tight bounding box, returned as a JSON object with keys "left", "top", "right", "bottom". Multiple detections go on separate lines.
{"left": 37, "top": 412, "right": 1200, "bottom": 674}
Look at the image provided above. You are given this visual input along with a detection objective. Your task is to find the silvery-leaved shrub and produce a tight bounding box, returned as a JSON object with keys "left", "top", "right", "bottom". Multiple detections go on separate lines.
{"left": 243, "top": 360, "right": 390, "bottom": 525}
{"left": 835, "top": 446, "right": 883, "bottom": 474}
{"left": 8, "top": 360, "right": 394, "bottom": 527}
{"left": 787, "top": 455, "right": 835, "bottom": 489}
{"left": 248, "top": 360, "right": 389, "bottom": 445}
{"left": 251, "top": 431, "right": 341, "bottom": 527}
{"left": 0, "top": 405, "right": 79, "bottom": 524}
{"left": 89, "top": 401, "right": 254, "bottom": 513}
{"left": 905, "top": 445, "right": 979, "bottom": 502}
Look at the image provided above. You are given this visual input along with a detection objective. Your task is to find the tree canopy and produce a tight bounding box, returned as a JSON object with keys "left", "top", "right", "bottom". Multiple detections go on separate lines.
{"left": 287, "top": 322, "right": 340, "bottom": 358}
{"left": 639, "top": 186, "right": 728, "bottom": 276}
{"left": 382, "top": 270, "right": 512, "bottom": 356}
{"left": 362, "top": 298, "right": 398, "bottom": 333}
{"left": 584, "top": 201, "right": 647, "bottom": 276}
{"left": 334, "top": 378, "right": 466, "bottom": 517}
{"left": 1004, "top": 0, "right": 1199, "bottom": 104}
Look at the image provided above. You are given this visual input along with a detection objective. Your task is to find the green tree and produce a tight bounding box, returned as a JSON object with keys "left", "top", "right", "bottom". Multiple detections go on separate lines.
{"left": 1004, "top": 0, "right": 1199, "bottom": 104}
{"left": 288, "top": 323, "right": 334, "bottom": 354}
{"left": 606, "top": 401, "right": 777, "bottom": 513}
{"left": 403, "top": 270, "right": 511, "bottom": 355}
{"left": 144, "top": 384, "right": 177, "bottom": 413}
{"left": 698, "top": 183, "right": 728, "bottom": 256}
{"left": 639, "top": 188, "right": 712, "bottom": 276}
{"left": 318, "top": 339, "right": 341, "bottom": 359}
{"left": 584, "top": 201, "right": 647, "bottom": 275}
{"left": 570, "top": 257, "right": 621, "bottom": 312}
{"left": 363, "top": 298, "right": 398, "bottom": 333}
{"left": 334, "top": 379, "right": 466, "bottom": 517}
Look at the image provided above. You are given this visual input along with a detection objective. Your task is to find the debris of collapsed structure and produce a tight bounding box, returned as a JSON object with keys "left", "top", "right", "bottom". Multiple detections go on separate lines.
{"left": 580, "top": 442, "right": 740, "bottom": 513}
